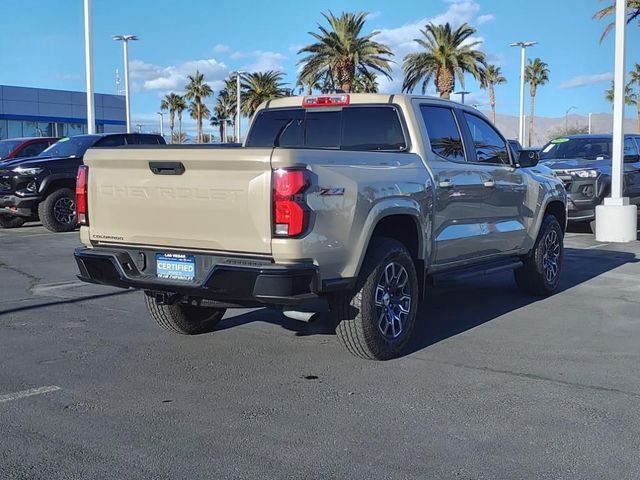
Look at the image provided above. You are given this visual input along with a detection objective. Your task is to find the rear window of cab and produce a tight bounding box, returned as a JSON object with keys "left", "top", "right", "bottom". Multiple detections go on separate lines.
{"left": 245, "top": 105, "right": 407, "bottom": 152}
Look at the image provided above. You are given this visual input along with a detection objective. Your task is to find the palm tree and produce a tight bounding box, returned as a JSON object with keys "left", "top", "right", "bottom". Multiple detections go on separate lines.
{"left": 173, "top": 131, "right": 188, "bottom": 144}
{"left": 211, "top": 90, "right": 234, "bottom": 142}
{"left": 524, "top": 58, "right": 550, "bottom": 147}
{"left": 241, "top": 71, "right": 288, "bottom": 118}
{"left": 159, "top": 93, "right": 184, "bottom": 144}
{"left": 629, "top": 63, "right": 640, "bottom": 132}
{"left": 593, "top": 0, "right": 640, "bottom": 43}
{"left": 402, "top": 22, "right": 486, "bottom": 98}
{"left": 605, "top": 80, "right": 638, "bottom": 107}
{"left": 185, "top": 70, "right": 213, "bottom": 143}
{"left": 189, "top": 101, "right": 210, "bottom": 142}
{"left": 298, "top": 11, "right": 393, "bottom": 93}
{"left": 352, "top": 71, "right": 379, "bottom": 93}
{"left": 479, "top": 65, "right": 506, "bottom": 124}
{"left": 173, "top": 95, "right": 187, "bottom": 142}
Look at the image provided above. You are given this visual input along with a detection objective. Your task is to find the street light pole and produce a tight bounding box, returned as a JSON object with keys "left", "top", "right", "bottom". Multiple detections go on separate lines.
{"left": 454, "top": 90, "right": 470, "bottom": 104}
{"left": 234, "top": 71, "right": 244, "bottom": 143}
{"left": 510, "top": 41, "right": 537, "bottom": 146}
{"left": 588, "top": 112, "right": 593, "bottom": 134}
{"left": 157, "top": 112, "right": 164, "bottom": 138}
{"left": 565, "top": 106, "right": 576, "bottom": 133}
{"left": 595, "top": 0, "right": 637, "bottom": 242}
{"left": 112, "top": 34, "right": 139, "bottom": 133}
{"left": 83, "top": 0, "right": 95, "bottom": 134}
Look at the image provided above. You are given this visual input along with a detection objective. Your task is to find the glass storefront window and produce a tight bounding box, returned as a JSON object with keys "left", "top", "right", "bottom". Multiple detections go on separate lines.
{"left": 8, "top": 120, "right": 22, "bottom": 138}
{"left": 0, "top": 120, "right": 7, "bottom": 140}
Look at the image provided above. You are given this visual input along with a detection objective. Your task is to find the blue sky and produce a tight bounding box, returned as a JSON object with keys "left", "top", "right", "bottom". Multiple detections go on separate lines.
{"left": 0, "top": 0, "right": 638, "bottom": 134}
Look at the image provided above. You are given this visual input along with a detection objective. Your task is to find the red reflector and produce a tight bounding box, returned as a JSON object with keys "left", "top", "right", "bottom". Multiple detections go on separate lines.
{"left": 273, "top": 169, "right": 308, "bottom": 237}
{"left": 302, "top": 94, "right": 350, "bottom": 108}
{"left": 76, "top": 165, "right": 88, "bottom": 225}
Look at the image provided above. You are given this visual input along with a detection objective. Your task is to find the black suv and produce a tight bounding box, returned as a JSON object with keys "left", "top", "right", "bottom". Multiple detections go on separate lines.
{"left": 0, "top": 133, "right": 165, "bottom": 232}
{"left": 540, "top": 134, "right": 640, "bottom": 232}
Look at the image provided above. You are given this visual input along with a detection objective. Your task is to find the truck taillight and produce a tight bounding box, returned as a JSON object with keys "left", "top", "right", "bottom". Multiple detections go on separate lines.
{"left": 76, "top": 165, "right": 88, "bottom": 226}
{"left": 273, "top": 169, "right": 308, "bottom": 237}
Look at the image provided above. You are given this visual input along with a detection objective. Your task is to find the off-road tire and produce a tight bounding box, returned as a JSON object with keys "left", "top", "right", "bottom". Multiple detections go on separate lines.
{"left": 144, "top": 294, "right": 226, "bottom": 335}
{"left": 515, "top": 214, "right": 564, "bottom": 296}
{"left": 0, "top": 215, "right": 25, "bottom": 229}
{"left": 331, "top": 237, "right": 419, "bottom": 360}
{"left": 38, "top": 188, "right": 77, "bottom": 232}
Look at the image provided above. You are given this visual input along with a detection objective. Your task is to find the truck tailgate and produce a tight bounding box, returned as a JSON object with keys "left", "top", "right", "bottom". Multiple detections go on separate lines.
{"left": 83, "top": 147, "right": 273, "bottom": 254}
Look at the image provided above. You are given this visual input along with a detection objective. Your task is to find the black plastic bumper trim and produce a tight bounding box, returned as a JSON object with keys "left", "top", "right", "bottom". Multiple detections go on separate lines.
{"left": 74, "top": 247, "right": 319, "bottom": 306}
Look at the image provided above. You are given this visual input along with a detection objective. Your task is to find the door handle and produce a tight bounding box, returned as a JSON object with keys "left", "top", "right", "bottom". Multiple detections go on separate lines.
{"left": 483, "top": 179, "right": 495, "bottom": 188}
{"left": 149, "top": 161, "right": 185, "bottom": 175}
{"left": 439, "top": 179, "right": 454, "bottom": 189}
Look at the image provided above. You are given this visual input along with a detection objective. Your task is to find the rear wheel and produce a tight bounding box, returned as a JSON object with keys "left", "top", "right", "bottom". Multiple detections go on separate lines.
{"left": 38, "top": 188, "right": 77, "bottom": 232}
{"left": 144, "top": 294, "right": 226, "bottom": 335}
{"left": 515, "top": 214, "right": 564, "bottom": 296}
{"left": 0, "top": 215, "right": 25, "bottom": 229}
{"left": 331, "top": 238, "right": 419, "bottom": 360}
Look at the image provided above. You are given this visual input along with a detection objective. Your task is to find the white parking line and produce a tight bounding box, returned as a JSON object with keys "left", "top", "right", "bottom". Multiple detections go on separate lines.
{"left": 0, "top": 386, "right": 61, "bottom": 403}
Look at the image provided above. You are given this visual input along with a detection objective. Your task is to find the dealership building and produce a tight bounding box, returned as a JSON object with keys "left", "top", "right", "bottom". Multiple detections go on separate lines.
{"left": 0, "top": 85, "right": 126, "bottom": 140}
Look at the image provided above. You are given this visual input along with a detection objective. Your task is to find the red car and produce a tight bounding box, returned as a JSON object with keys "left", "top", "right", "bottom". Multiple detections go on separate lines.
{"left": 0, "top": 137, "right": 59, "bottom": 161}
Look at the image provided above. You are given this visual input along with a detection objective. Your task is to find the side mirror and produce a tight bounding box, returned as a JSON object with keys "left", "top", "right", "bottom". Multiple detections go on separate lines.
{"left": 624, "top": 154, "right": 639, "bottom": 163}
{"left": 518, "top": 150, "right": 539, "bottom": 167}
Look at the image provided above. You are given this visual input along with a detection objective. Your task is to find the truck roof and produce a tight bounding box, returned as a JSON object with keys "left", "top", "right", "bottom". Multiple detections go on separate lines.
{"left": 261, "top": 93, "right": 472, "bottom": 111}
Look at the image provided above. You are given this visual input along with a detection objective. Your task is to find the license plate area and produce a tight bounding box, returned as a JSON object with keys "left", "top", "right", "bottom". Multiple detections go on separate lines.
{"left": 156, "top": 253, "right": 196, "bottom": 281}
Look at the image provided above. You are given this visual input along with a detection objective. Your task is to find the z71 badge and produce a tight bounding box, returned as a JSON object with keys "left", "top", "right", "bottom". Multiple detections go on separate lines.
{"left": 319, "top": 187, "right": 345, "bottom": 196}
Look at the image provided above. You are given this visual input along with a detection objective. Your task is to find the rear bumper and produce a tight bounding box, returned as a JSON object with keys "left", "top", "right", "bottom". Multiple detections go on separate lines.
{"left": 74, "top": 247, "right": 319, "bottom": 307}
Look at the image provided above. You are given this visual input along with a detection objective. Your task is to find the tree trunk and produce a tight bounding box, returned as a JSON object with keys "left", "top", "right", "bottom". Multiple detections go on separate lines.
{"left": 219, "top": 123, "right": 224, "bottom": 143}
{"left": 436, "top": 67, "right": 455, "bottom": 99}
{"left": 197, "top": 104, "right": 202, "bottom": 143}
{"left": 489, "top": 84, "right": 496, "bottom": 124}
{"left": 637, "top": 101, "right": 640, "bottom": 133}
{"left": 529, "top": 91, "right": 536, "bottom": 148}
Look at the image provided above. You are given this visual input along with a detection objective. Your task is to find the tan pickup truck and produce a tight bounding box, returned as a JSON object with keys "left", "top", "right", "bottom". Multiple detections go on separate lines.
{"left": 75, "top": 94, "right": 566, "bottom": 360}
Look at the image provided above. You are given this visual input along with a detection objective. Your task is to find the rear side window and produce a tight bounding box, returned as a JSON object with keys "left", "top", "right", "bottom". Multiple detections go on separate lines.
{"left": 463, "top": 113, "right": 510, "bottom": 165}
{"left": 420, "top": 105, "right": 466, "bottom": 162}
{"left": 133, "top": 134, "right": 164, "bottom": 145}
{"left": 17, "top": 141, "right": 50, "bottom": 158}
{"left": 624, "top": 137, "right": 638, "bottom": 155}
{"left": 94, "top": 135, "right": 127, "bottom": 147}
{"left": 246, "top": 106, "right": 406, "bottom": 151}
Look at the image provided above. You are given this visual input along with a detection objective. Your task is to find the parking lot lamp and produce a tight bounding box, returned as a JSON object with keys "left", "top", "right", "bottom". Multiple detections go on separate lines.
{"left": 112, "top": 34, "right": 138, "bottom": 133}
{"left": 510, "top": 41, "right": 537, "bottom": 146}
{"left": 595, "top": 0, "right": 637, "bottom": 241}
{"left": 157, "top": 111, "right": 164, "bottom": 138}
{"left": 565, "top": 106, "right": 576, "bottom": 133}
{"left": 83, "top": 0, "right": 95, "bottom": 134}
{"left": 454, "top": 91, "right": 470, "bottom": 104}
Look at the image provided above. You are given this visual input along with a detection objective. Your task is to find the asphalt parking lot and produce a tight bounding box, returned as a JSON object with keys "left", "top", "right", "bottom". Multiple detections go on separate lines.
{"left": 0, "top": 225, "right": 639, "bottom": 480}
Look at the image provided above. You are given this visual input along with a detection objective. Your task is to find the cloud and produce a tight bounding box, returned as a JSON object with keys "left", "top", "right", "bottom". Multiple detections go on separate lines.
{"left": 367, "top": 11, "right": 382, "bottom": 21}
{"left": 129, "top": 58, "right": 228, "bottom": 93}
{"left": 374, "top": 0, "right": 492, "bottom": 93}
{"left": 559, "top": 72, "right": 614, "bottom": 89}
{"left": 477, "top": 14, "right": 495, "bottom": 25}
{"left": 229, "top": 50, "right": 287, "bottom": 72}
{"left": 213, "top": 44, "right": 231, "bottom": 54}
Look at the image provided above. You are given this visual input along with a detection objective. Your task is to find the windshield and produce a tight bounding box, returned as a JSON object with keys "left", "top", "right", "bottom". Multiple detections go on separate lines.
{"left": 40, "top": 136, "right": 98, "bottom": 158}
{"left": 0, "top": 140, "right": 22, "bottom": 159}
{"left": 540, "top": 137, "right": 612, "bottom": 160}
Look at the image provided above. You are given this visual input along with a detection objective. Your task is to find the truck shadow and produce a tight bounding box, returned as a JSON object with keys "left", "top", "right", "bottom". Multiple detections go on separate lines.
{"left": 403, "top": 247, "right": 638, "bottom": 356}
{"left": 220, "top": 247, "right": 638, "bottom": 357}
